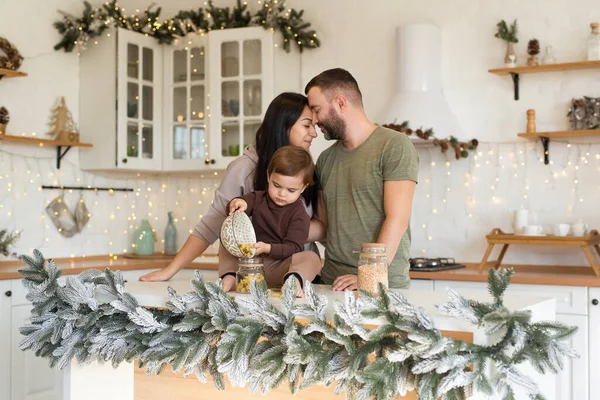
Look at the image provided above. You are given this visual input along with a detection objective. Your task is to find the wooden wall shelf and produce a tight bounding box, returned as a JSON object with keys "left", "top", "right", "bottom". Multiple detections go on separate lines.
{"left": 479, "top": 228, "right": 600, "bottom": 277}
{"left": 0, "top": 68, "right": 28, "bottom": 78}
{"left": 489, "top": 60, "right": 600, "bottom": 75}
{"left": 517, "top": 129, "right": 600, "bottom": 164}
{"left": 0, "top": 133, "right": 93, "bottom": 169}
{"left": 488, "top": 60, "right": 600, "bottom": 101}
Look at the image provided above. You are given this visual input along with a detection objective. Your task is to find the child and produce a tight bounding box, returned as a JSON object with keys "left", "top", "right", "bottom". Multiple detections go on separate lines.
{"left": 218, "top": 146, "right": 322, "bottom": 296}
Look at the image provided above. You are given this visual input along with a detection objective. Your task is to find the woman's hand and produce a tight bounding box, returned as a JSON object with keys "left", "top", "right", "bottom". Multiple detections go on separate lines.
{"left": 221, "top": 275, "right": 236, "bottom": 292}
{"left": 331, "top": 274, "right": 358, "bottom": 291}
{"left": 139, "top": 267, "right": 176, "bottom": 282}
{"left": 252, "top": 241, "right": 271, "bottom": 256}
{"left": 229, "top": 199, "right": 248, "bottom": 215}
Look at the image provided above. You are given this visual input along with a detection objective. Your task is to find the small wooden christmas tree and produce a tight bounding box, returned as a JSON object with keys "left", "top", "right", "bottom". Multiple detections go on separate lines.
{"left": 47, "top": 96, "right": 79, "bottom": 142}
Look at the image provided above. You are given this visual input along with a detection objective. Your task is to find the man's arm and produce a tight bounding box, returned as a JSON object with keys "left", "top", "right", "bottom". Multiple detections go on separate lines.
{"left": 332, "top": 180, "right": 415, "bottom": 291}
{"left": 307, "top": 190, "right": 327, "bottom": 243}
{"left": 376, "top": 180, "right": 416, "bottom": 261}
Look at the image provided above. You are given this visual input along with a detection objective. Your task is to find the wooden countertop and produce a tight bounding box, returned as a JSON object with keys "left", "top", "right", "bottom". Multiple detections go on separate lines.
{"left": 411, "top": 263, "right": 600, "bottom": 287}
{"left": 2, "top": 256, "right": 600, "bottom": 287}
{"left": 0, "top": 255, "right": 218, "bottom": 280}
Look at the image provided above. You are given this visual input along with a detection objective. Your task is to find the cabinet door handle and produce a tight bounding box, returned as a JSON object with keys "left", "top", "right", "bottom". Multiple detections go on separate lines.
{"left": 592, "top": 299, "right": 599, "bottom": 306}
{"left": 122, "top": 158, "right": 128, "bottom": 164}
{"left": 210, "top": 159, "right": 216, "bottom": 164}
{"left": 5, "top": 291, "right": 11, "bottom": 297}
{"left": 205, "top": 159, "right": 210, "bottom": 165}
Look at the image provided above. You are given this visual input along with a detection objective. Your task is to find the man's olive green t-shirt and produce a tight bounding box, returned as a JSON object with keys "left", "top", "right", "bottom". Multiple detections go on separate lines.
{"left": 316, "top": 126, "right": 419, "bottom": 288}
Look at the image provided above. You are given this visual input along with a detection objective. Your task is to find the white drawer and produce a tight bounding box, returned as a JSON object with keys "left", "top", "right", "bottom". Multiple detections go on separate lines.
{"left": 410, "top": 279, "right": 434, "bottom": 291}
{"left": 433, "top": 280, "right": 588, "bottom": 315}
{"left": 11, "top": 275, "right": 70, "bottom": 306}
{"left": 10, "top": 269, "right": 161, "bottom": 306}
{"left": 11, "top": 278, "right": 30, "bottom": 306}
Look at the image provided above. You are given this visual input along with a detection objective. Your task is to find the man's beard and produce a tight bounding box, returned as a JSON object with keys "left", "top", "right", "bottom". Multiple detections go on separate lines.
{"left": 318, "top": 108, "right": 346, "bottom": 141}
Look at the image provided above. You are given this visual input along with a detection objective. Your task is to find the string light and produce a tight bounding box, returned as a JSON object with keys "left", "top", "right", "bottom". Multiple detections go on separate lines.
{"left": 0, "top": 146, "right": 222, "bottom": 257}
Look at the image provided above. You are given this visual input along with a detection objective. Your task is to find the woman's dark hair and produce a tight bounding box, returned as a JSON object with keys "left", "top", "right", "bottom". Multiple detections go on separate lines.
{"left": 254, "top": 92, "right": 318, "bottom": 209}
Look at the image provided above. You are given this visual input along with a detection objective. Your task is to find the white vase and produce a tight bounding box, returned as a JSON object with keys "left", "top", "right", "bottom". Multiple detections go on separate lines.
{"left": 512, "top": 209, "right": 529, "bottom": 234}
{"left": 504, "top": 42, "right": 517, "bottom": 67}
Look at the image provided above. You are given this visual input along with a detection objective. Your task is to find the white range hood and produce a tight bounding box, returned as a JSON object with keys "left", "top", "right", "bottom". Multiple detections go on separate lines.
{"left": 380, "top": 24, "right": 462, "bottom": 146}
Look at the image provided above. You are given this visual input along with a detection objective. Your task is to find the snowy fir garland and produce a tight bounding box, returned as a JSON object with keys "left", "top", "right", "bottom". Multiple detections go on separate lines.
{"left": 19, "top": 250, "right": 577, "bottom": 400}
{"left": 53, "top": 0, "right": 320, "bottom": 54}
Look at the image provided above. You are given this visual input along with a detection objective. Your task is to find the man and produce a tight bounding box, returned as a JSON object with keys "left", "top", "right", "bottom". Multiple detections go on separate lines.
{"left": 305, "top": 68, "right": 418, "bottom": 290}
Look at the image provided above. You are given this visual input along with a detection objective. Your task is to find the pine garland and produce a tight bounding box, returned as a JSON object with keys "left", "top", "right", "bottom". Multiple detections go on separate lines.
{"left": 18, "top": 250, "right": 578, "bottom": 400}
{"left": 382, "top": 121, "right": 479, "bottom": 160}
{"left": 53, "top": 0, "right": 320, "bottom": 54}
{"left": 0, "top": 228, "right": 21, "bottom": 256}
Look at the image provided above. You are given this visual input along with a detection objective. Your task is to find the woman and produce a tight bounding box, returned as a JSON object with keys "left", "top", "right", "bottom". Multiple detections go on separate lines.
{"left": 139, "top": 92, "right": 318, "bottom": 282}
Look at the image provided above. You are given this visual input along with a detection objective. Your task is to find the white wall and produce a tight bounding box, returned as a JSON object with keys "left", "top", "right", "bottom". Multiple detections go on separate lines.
{"left": 0, "top": 0, "right": 223, "bottom": 258}
{"left": 1, "top": 0, "right": 600, "bottom": 266}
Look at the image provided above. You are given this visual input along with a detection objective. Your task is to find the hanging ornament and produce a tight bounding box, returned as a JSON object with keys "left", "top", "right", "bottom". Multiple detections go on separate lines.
{"left": 75, "top": 193, "right": 91, "bottom": 233}
{"left": 46, "top": 195, "right": 78, "bottom": 238}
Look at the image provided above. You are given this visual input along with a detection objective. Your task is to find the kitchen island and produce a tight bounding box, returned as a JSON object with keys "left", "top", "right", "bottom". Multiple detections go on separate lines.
{"left": 60, "top": 269, "right": 558, "bottom": 400}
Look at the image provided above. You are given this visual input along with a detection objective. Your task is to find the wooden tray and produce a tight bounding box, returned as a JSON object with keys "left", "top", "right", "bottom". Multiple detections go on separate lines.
{"left": 486, "top": 228, "right": 600, "bottom": 246}
{"left": 479, "top": 228, "right": 600, "bottom": 277}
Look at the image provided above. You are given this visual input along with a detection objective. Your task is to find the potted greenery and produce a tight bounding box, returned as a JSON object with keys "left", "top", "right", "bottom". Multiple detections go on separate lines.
{"left": 0, "top": 229, "right": 21, "bottom": 260}
{"left": 495, "top": 19, "right": 519, "bottom": 67}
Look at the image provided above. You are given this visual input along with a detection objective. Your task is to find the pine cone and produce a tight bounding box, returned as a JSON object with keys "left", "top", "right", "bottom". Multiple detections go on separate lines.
{"left": 527, "top": 39, "right": 540, "bottom": 56}
{"left": 0, "top": 107, "right": 9, "bottom": 125}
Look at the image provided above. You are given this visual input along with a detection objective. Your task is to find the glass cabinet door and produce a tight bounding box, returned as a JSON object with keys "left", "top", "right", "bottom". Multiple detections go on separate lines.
{"left": 164, "top": 34, "right": 209, "bottom": 170}
{"left": 117, "top": 29, "right": 162, "bottom": 170}
{"left": 208, "top": 28, "right": 273, "bottom": 170}
{"left": 219, "top": 40, "right": 261, "bottom": 158}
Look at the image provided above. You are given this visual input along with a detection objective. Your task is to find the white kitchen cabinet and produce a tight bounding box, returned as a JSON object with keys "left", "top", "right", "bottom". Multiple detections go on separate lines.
{"left": 80, "top": 28, "right": 163, "bottom": 171}
{"left": 433, "top": 280, "right": 591, "bottom": 400}
{"left": 1, "top": 280, "right": 12, "bottom": 400}
{"left": 433, "top": 281, "right": 588, "bottom": 315}
{"left": 80, "top": 27, "right": 273, "bottom": 172}
{"left": 555, "top": 314, "right": 588, "bottom": 400}
{"left": 410, "top": 279, "right": 434, "bottom": 291}
{"left": 11, "top": 303, "right": 63, "bottom": 400}
{"left": 589, "top": 288, "right": 600, "bottom": 400}
{"left": 207, "top": 27, "right": 274, "bottom": 170}
{"left": 9, "top": 278, "right": 62, "bottom": 400}
{"left": 163, "top": 34, "right": 210, "bottom": 171}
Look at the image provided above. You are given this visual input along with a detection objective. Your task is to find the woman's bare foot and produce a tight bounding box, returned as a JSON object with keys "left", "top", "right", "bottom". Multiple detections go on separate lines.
{"left": 221, "top": 275, "right": 236, "bottom": 292}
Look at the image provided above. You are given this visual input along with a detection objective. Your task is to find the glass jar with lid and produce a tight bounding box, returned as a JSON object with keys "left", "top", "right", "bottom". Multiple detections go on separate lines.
{"left": 236, "top": 257, "right": 265, "bottom": 293}
{"left": 588, "top": 22, "right": 600, "bottom": 60}
{"left": 357, "top": 243, "right": 388, "bottom": 295}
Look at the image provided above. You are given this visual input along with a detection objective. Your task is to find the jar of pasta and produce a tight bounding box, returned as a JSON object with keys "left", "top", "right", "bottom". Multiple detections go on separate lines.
{"left": 236, "top": 257, "right": 265, "bottom": 293}
{"left": 357, "top": 243, "right": 388, "bottom": 295}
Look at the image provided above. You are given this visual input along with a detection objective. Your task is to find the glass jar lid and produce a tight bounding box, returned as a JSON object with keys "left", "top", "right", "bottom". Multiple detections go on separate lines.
{"left": 359, "top": 243, "right": 387, "bottom": 257}
{"left": 238, "top": 256, "right": 263, "bottom": 265}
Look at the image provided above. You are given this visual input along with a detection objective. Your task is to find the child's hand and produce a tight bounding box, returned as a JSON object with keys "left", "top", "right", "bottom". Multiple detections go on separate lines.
{"left": 229, "top": 198, "right": 248, "bottom": 215}
{"left": 252, "top": 241, "right": 271, "bottom": 256}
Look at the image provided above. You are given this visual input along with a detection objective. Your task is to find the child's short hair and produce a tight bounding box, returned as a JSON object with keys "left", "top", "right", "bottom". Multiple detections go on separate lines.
{"left": 267, "top": 146, "right": 315, "bottom": 186}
